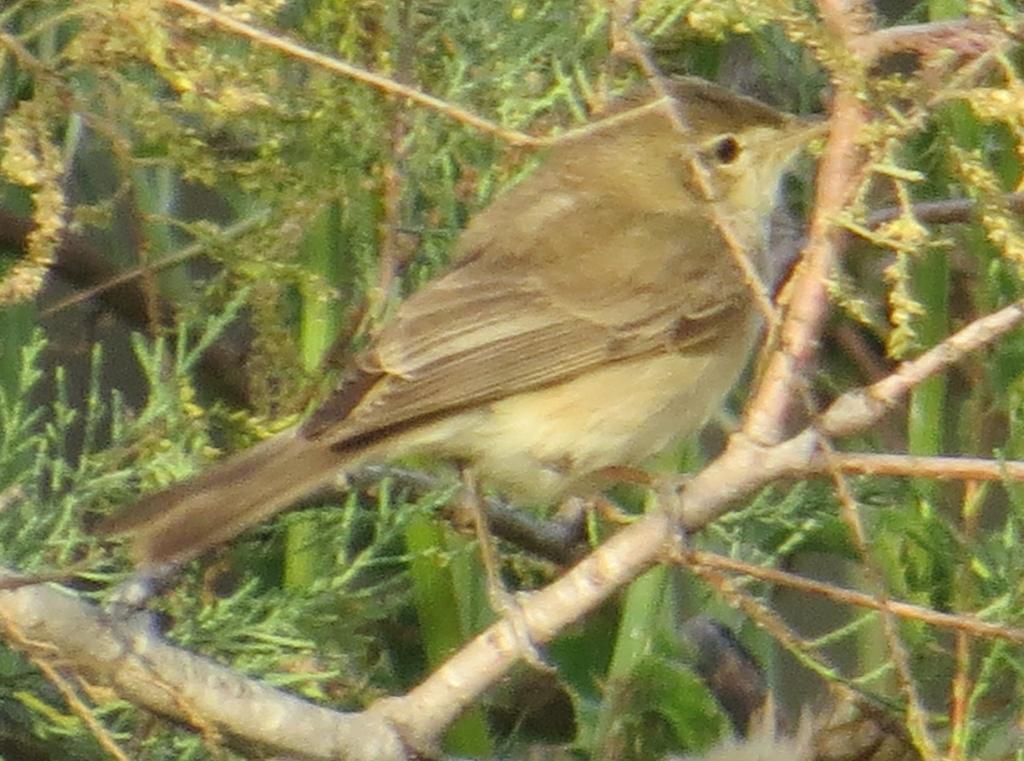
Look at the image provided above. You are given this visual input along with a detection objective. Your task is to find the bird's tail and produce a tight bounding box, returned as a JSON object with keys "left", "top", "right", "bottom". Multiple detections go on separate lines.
{"left": 94, "top": 431, "right": 349, "bottom": 567}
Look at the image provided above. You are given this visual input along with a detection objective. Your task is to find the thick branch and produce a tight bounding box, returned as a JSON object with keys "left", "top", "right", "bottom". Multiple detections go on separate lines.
{"left": 0, "top": 572, "right": 407, "bottom": 761}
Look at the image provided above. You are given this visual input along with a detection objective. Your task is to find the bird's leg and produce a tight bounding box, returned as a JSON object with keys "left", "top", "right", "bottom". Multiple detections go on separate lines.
{"left": 590, "top": 464, "right": 688, "bottom": 521}
{"left": 593, "top": 464, "right": 689, "bottom": 552}
{"left": 100, "top": 561, "right": 182, "bottom": 640}
{"left": 589, "top": 494, "right": 633, "bottom": 525}
{"left": 105, "top": 562, "right": 180, "bottom": 610}
{"left": 593, "top": 464, "right": 655, "bottom": 489}
{"left": 585, "top": 464, "right": 655, "bottom": 525}
{"left": 458, "top": 466, "right": 550, "bottom": 672}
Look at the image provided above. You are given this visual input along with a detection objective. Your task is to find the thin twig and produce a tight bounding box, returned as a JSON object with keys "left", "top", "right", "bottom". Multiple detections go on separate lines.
{"left": 39, "top": 213, "right": 270, "bottom": 317}
{"left": 948, "top": 633, "right": 970, "bottom": 761}
{"left": 821, "top": 300, "right": 1024, "bottom": 439}
{"left": 615, "top": 29, "right": 781, "bottom": 329}
{"left": 689, "top": 551, "right": 1024, "bottom": 645}
{"left": 821, "top": 452, "right": 1024, "bottom": 482}
{"left": 684, "top": 556, "right": 860, "bottom": 705}
{"left": 857, "top": 18, "right": 1004, "bottom": 61}
{"left": 163, "top": 0, "right": 541, "bottom": 147}
{"left": 825, "top": 435, "right": 941, "bottom": 759}
{"left": 865, "top": 192, "right": 1024, "bottom": 230}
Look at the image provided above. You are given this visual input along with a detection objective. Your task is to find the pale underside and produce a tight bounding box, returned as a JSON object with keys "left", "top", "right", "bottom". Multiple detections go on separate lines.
{"left": 393, "top": 327, "right": 757, "bottom": 502}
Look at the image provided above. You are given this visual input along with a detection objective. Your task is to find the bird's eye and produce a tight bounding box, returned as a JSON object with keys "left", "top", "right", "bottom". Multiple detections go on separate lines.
{"left": 712, "top": 135, "right": 741, "bottom": 164}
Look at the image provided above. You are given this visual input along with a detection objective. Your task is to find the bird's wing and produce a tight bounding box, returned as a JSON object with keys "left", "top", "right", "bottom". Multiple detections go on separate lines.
{"left": 301, "top": 208, "right": 754, "bottom": 444}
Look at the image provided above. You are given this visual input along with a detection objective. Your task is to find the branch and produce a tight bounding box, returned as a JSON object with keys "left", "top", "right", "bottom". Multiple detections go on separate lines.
{"left": 822, "top": 451, "right": 1024, "bottom": 482}
{"left": 162, "top": 0, "right": 541, "bottom": 147}
{"left": 0, "top": 571, "right": 408, "bottom": 761}
{"left": 866, "top": 192, "right": 1024, "bottom": 230}
{"left": 688, "top": 551, "right": 1024, "bottom": 645}
{"left": 856, "top": 18, "right": 1005, "bottom": 61}
{"left": 743, "top": 87, "right": 868, "bottom": 444}
{"left": 820, "top": 300, "right": 1024, "bottom": 439}
{"left": 346, "top": 465, "right": 585, "bottom": 564}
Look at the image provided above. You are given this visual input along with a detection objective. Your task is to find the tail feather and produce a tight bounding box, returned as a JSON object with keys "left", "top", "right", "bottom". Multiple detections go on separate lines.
{"left": 96, "top": 431, "right": 349, "bottom": 566}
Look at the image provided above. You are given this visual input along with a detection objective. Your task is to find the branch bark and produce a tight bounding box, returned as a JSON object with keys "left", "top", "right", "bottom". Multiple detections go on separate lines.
{"left": 0, "top": 571, "right": 409, "bottom": 761}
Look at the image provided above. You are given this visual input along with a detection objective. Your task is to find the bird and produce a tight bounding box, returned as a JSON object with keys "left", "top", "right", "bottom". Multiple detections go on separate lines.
{"left": 95, "top": 77, "right": 822, "bottom": 568}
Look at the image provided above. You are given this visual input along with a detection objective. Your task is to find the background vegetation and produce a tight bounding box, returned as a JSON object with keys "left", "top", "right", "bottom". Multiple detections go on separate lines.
{"left": 0, "top": 0, "right": 1022, "bottom": 759}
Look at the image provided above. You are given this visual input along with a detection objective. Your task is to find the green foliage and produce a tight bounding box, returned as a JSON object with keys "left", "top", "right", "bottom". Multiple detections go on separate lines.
{"left": 1, "top": 0, "right": 1024, "bottom": 759}
{"left": 593, "top": 654, "right": 729, "bottom": 761}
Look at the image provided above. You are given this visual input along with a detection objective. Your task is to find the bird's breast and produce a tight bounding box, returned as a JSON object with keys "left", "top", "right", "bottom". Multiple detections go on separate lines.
{"left": 451, "top": 323, "right": 758, "bottom": 503}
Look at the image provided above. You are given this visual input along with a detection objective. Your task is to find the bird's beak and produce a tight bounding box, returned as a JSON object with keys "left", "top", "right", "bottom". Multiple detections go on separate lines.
{"left": 782, "top": 118, "right": 828, "bottom": 154}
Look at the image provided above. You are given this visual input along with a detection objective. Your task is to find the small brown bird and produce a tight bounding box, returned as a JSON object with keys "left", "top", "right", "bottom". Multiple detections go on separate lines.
{"left": 96, "top": 78, "right": 822, "bottom": 567}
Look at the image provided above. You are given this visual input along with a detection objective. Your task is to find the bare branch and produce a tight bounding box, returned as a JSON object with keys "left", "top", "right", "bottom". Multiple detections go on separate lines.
{"left": 821, "top": 452, "right": 1024, "bottom": 482}
{"left": 367, "top": 513, "right": 676, "bottom": 749}
{"left": 866, "top": 192, "right": 1024, "bottom": 230}
{"left": 744, "top": 87, "right": 868, "bottom": 445}
{"left": 857, "top": 18, "right": 1005, "bottom": 61}
{"left": 821, "top": 300, "right": 1024, "bottom": 439}
{"left": 0, "top": 571, "right": 408, "bottom": 761}
{"left": 688, "top": 551, "right": 1024, "bottom": 644}
{"left": 365, "top": 289, "right": 1024, "bottom": 744}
